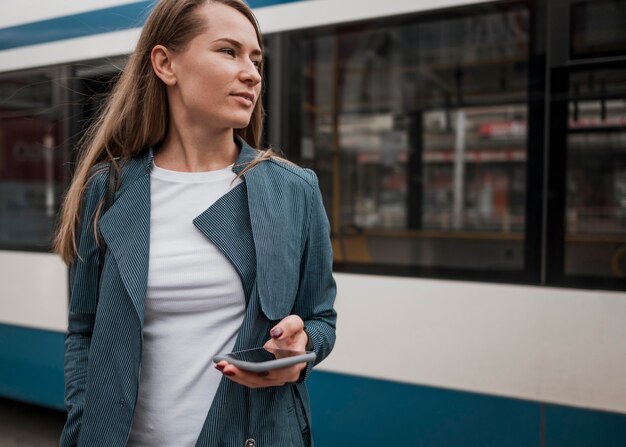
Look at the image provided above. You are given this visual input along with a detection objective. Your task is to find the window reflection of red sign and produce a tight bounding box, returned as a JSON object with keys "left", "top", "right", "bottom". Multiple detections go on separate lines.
{"left": 479, "top": 121, "right": 526, "bottom": 138}
{"left": 0, "top": 116, "right": 64, "bottom": 182}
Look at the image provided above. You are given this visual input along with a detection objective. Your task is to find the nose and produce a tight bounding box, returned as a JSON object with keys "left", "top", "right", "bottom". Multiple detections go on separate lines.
{"left": 240, "top": 59, "right": 262, "bottom": 85}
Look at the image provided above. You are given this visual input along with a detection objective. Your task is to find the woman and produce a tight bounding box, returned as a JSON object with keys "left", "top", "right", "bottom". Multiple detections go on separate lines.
{"left": 55, "top": 0, "right": 337, "bottom": 446}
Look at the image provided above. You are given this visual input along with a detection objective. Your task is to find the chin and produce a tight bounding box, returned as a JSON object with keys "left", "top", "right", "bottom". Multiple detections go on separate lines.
{"left": 211, "top": 110, "right": 255, "bottom": 133}
{"left": 225, "top": 115, "right": 253, "bottom": 130}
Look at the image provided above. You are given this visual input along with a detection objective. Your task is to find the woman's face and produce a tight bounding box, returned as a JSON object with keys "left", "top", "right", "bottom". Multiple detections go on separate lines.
{"left": 166, "top": 2, "right": 263, "bottom": 132}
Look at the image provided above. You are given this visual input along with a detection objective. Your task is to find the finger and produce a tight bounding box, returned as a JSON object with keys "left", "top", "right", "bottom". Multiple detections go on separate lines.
{"left": 263, "top": 339, "right": 276, "bottom": 350}
{"left": 214, "top": 360, "right": 229, "bottom": 373}
{"left": 220, "top": 364, "right": 303, "bottom": 388}
{"left": 265, "top": 331, "right": 308, "bottom": 352}
{"left": 270, "top": 315, "right": 304, "bottom": 340}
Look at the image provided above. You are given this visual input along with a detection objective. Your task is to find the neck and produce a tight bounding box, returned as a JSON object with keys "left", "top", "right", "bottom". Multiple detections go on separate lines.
{"left": 154, "top": 123, "right": 239, "bottom": 172}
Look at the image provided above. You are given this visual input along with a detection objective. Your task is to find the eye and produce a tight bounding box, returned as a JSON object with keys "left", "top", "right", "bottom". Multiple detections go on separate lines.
{"left": 220, "top": 48, "right": 236, "bottom": 57}
{"left": 252, "top": 59, "right": 262, "bottom": 69}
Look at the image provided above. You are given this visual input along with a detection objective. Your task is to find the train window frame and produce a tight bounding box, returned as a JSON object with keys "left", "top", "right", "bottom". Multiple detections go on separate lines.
{"left": 0, "top": 58, "right": 128, "bottom": 253}
{"left": 0, "top": 65, "right": 72, "bottom": 253}
{"left": 277, "top": 0, "right": 548, "bottom": 286}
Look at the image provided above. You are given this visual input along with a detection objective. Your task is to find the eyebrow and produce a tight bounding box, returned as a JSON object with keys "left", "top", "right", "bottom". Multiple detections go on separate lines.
{"left": 212, "top": 38, "right": 263, "bottom": 58}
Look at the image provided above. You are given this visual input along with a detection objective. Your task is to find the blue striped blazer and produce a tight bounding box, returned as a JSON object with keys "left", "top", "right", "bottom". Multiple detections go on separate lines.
{"left": 60, "top": 138, "right": 337, "bottom": 447}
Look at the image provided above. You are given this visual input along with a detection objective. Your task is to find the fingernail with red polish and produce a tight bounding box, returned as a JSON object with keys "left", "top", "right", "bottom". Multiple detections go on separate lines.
{"left": 223, "top": 371, "right": 235, "bottom": 377}
{"left": 215, "top": 364, "right": 224, "bottom": 371}
{"left": 270, "top": 327, "right": 283, "bottom": 339}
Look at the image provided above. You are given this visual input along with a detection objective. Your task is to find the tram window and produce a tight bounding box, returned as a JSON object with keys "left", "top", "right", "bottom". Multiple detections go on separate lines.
{"left": 571, "top": 0, "right": 626, "bottom": 59}
{"left": 565, "top": 68, "right": 626, "bottom": 279}
{"left": 290, "top": 3, "right": 533, "bottom": 274}
{"left": 0, "top": 70, "right": 69, "bottom": 249}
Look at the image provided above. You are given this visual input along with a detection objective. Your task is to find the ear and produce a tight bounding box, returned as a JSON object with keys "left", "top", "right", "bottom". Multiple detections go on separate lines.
{"left": 151, "top": 45, "right": 177, "bottom": 86}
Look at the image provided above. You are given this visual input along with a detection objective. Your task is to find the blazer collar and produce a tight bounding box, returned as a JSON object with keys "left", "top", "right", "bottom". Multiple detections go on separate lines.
{"left": 232, "top": 136, "right": 258, "bottom": 174}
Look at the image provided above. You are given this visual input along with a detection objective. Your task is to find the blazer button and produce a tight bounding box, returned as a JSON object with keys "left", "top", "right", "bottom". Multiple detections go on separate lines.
{"left": 244, "top": 439, "right": 256, "bottom": 447}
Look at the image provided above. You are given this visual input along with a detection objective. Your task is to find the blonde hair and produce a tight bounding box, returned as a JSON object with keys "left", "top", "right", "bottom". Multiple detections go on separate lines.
{"left": 55, "top": 0, "right": 273, "bottom": 264}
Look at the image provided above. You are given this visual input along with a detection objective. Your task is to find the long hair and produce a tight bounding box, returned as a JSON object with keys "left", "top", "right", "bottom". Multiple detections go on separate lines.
{"left": 55, "top": 0, "right": 268, "bottom": 264}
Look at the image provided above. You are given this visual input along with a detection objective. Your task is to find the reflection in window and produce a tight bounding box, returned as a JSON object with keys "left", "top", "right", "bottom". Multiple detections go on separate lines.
{"left": 566, "top": 68, "right": 626, "bottom": 278}
{"left": 296, "top": 4, "right": 531, "bottom": 272}
{"left": 0, "top": 71, "right": 68, "bottom": 248}
{"left": 422, "top": 106, "right": 526, "bottom": 233}
{"left": 571, "top": 0, "right": 626, "bottom": 59}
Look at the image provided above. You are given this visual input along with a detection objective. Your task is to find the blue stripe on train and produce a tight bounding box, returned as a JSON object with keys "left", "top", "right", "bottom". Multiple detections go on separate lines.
{"left": 307, "top": 371, "right": 626, "bottom": 447}
{"left": 0, "top": 0, "right": 303, "bottom": 51}
{"left": 1, "top": 323, "right": 625, "bottom": 446}
{"left": 0, "top": 324, "right": 64, "bottom": 409}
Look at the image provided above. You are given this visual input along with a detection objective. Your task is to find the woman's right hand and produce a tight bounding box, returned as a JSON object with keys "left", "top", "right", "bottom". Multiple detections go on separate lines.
{"left": 215, "top": 315, "right": 309, "bottom": 388}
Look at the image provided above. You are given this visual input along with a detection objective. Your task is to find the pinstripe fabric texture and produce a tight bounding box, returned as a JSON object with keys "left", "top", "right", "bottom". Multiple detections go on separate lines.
{"left": 60, "top": 138, "right": 337, "bottom": 447}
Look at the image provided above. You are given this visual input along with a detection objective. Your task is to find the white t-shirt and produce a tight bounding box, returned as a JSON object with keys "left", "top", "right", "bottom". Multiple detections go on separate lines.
{"left": 127, "top": 162, "right": 245, "bottom": 447}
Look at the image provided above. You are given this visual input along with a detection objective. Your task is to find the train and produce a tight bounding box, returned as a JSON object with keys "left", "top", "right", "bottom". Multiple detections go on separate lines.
{"left": 1, "top": 0, "right": 625, "bottom": 445}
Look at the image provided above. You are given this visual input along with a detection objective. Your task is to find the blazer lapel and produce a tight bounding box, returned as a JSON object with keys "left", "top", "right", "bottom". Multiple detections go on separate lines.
{"left": 232, "top": 139, "right": 308, "bottom": 321}
{"left": 193, "top": 182, "right": 256, "bottom": 299}
{"left": 99, "top": 153, "right": 152, "bottom": 326}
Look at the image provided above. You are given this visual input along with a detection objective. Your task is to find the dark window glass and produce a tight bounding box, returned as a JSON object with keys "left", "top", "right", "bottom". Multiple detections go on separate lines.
{"left": 565, "top": 67, "right": 626, "bottom": 278}
{"left": 293, "top": 4, "right": 532, "bottom": 274}
{"left": 0, "top": 70, "right": 69, "bottom": 249}
{"left": 571, "top": 0, "right": 626, "bottom": 59}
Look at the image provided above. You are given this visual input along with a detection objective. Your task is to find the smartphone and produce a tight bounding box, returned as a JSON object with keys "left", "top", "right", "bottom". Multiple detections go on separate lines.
{"left": 213, "top": 347, "right": 316, "bottom": 372}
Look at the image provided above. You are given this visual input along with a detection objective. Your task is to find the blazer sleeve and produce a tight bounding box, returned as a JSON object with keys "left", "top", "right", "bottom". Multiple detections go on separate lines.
{"left": 60, "top": 170, "right": 107, "bottom": 447}
{"left": 293, "top": 172, "right": 337, "bottom": 382}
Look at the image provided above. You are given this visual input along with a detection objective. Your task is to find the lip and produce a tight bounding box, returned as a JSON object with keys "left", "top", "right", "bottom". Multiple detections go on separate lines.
{"left": 231, "top": 92, "right": 255, "bottom": 107}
